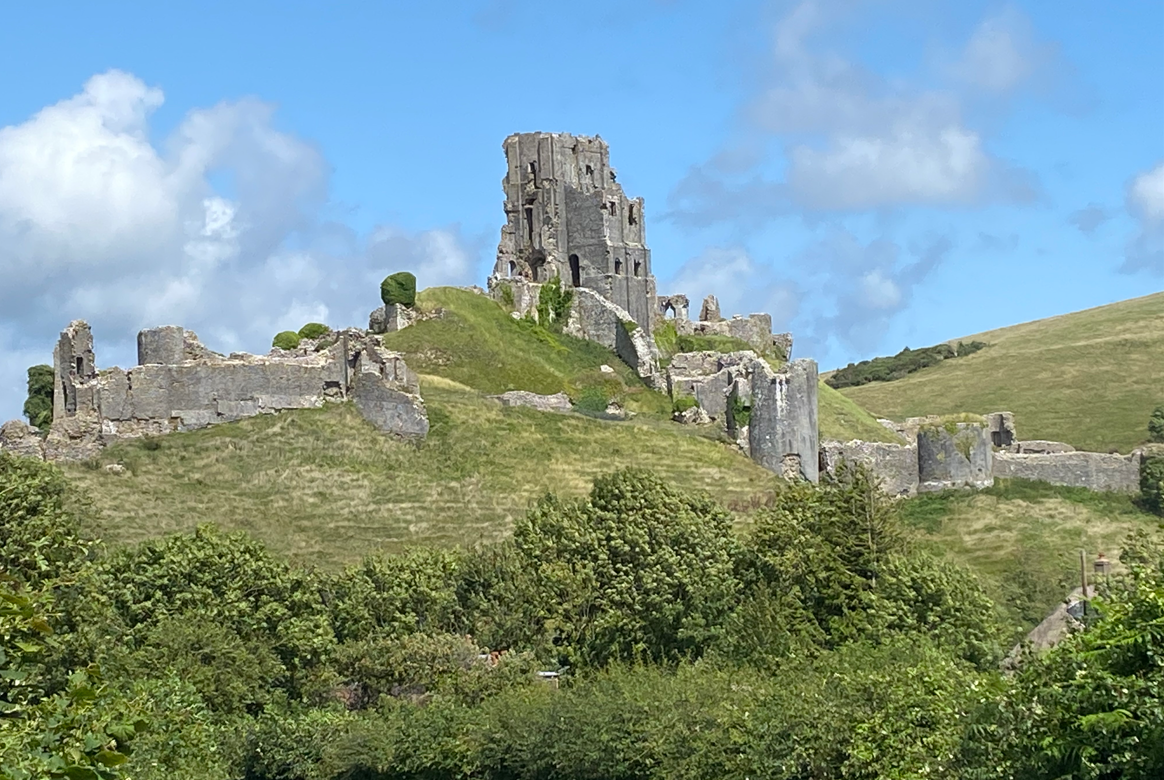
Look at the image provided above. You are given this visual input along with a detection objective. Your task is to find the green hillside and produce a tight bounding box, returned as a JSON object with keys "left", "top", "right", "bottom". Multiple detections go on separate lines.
{"left": 840, "top": 292, "right": 1164, "bottom": 452}
{"left": 66, "top": 379, "right": 777, "bottom": 567}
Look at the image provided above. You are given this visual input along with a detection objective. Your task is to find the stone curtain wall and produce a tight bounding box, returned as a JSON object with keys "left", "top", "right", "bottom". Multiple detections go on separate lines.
{"left": 993, "top": 451, "right": 1141, "bottom": 493}
{"left": 822, "top": 412, "right": 1144, "bottom": 496}
{"left": 1, "top": 321, "right": 428, "bottom": 461}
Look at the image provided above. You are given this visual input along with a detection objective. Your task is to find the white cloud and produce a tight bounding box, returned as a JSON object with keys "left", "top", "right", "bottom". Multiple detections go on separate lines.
{"left": 0, "top": 71, "right": 481, "bottom": 421}
{"left": 1129, "top": 163, "right": 1164, "bottom": 223}
{"left": 667, "top": 2, "right": 1040, "bottom": 221}
{"left": 948, "top": 7, "right": 1041, "bottom": 93}
{"left": 1123, "top": 161, "right": 1164, "bottom": 274}
{"left": 788, "top": 126, "right": 988, "bottom": 209}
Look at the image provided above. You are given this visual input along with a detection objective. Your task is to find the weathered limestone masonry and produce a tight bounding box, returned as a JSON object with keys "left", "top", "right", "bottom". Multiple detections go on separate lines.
{"left": 823, "top": 410, "right": 1144, "bottom": 495}
{"left": 1, "top": 320, "right": 428, "bottom": 462}
{"left": 489, "top": 132, "right": 655, "bottom": 333}
{"left": 993, "top": 450, "right": 1141, "bottom": 492}
{"left": 820, "top": 440, "right": 919, "bottom": 497}
{"left": 749, "top": 359, "right": 819, "bottom": 482}
{"left": 658, "top": 293, "right": 795, "bottom": 359}
{"left": 917, "top": 421, "right": 994, "bottom": 491}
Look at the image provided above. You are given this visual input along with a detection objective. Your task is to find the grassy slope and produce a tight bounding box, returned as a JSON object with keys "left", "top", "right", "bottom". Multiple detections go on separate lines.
{"left": 900, "top": 480, "right": 1162, "bottom": 632}
{"left": 818, "top": 382, "right": 902, "bottom": 444}
{"left": 66, "top": 379, "right": 778, "bottom": 568}
{"left": 840, "top": 292, "right": 1164, "bottom": 452}
{"left": 381, "top": 287, "right": 671, "bottom": 415}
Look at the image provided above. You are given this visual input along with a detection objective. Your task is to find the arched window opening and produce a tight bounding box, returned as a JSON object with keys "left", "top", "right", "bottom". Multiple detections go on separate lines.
{"left": 569, "top": 254, "right": 581, "bottom": 287}
{"left": 614, "top": 258, "right": 622, "bottom": 275}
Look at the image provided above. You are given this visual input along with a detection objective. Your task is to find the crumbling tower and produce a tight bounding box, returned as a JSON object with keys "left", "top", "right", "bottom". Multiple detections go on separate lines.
{"left": 490, "top": 132, "right": 656, "bottom": 334}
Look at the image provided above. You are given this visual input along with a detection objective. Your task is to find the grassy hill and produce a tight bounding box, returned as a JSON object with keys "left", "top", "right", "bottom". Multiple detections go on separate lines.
{"left": 840, "top": 292, "right": 1164, "bottom": 452}
{"left": 61, "top": 286, "right": 905, "bottom": 566}
{"left": 66, "top": 379, "right": 779, "bottom": 567}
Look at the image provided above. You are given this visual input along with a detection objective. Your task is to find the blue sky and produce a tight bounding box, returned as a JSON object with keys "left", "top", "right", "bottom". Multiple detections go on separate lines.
{"left": 0, "top": 0, "right": 1161, "bottom": 421}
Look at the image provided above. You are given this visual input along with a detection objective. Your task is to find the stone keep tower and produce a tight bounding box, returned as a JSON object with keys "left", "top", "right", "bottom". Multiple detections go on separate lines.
{"left": 491, "top": 132, "right": 656, "bottom": 335}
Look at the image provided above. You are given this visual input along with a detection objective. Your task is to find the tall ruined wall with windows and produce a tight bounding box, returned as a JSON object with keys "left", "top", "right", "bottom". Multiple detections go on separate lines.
{"left": 490, "top": 132, "right": 656, "bottom": 335}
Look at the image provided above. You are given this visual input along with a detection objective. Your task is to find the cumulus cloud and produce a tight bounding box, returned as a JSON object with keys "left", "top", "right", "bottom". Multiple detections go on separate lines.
{"left": 0, "top": 71, "right": 481, "bottom": 420}
{"left": 1068, "top": 204, "right": 1111, "bottom": 235}
{"left": 1123, "top": 161, "right": 1164, "bottom": 274}
{"left": 667, "top": 1, "right": 1041, "bottom": 224}
{"left": 945, "top": 7, "right": 1048, "bottom": 94}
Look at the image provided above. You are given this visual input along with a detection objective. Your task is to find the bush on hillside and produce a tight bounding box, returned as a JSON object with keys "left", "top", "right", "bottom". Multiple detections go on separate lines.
{"left": 513, "top": 468, "right": 741, "bottom": 667}
{"left": 535, "top": 275, "right": 573, "bottom": 329}
{"left": 1140, "top": 448, "right": 1164, "bottom": 516}
{"left": 381, "top": 272, "right": 417, "bottom": 308}
{"left": 22, "top": 364, "right": 53, "bottom": 430}
{"left": 1149, "top": 405, "right": 1164, "bottom": 443}
{"left": 826, "top": 340, "right": 988, "bottom": 389}
{"left": 575, "top": 386, "right": 609, "bottom": 413}
{"left": 297, "top": 322, "right": 329, "bottom": 340}
{"left": 272, "top": 331, "right": 301, "bottom": 351}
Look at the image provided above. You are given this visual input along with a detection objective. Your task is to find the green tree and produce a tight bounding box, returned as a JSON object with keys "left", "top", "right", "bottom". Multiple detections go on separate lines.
{"left": 0, "top": 454, "right": 90, "bottom": 588}
{"left": 380, "top": 272, "right": 417, "bottom": 308}
{"left": 989, "top": 549, "right": 1164, "bottom": 779}
{"left": 22, "top": 365, "right": 53, "bottom": 430}
{"left": 513, "top": 469, "right": 741, "bottom": 667}
{"left": 0, "top": 579, "right": 144, "bottom": 780}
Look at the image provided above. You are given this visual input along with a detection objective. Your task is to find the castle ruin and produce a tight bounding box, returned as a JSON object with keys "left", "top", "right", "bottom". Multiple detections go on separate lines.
{"left": 2, "top": 320, "right": 428, "bottom": 461}
{"left": 491, "top": 132, "right": 655, "bottom": 335}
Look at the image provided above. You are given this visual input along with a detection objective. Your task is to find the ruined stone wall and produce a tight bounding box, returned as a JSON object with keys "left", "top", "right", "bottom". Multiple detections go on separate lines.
{"left": 491, "top": 132, "right": 655, "bottom": 336}
{"left": 819, "top": 440, "right": 920, "bottom": 497}
{"left": 917, "top": 421, "right": 994, "bottom": 491}
{"left": 993, "top": 451, "right": 1141, "bottom": 493}
{"left": 10, "top": 321, "right": 429, "bottom": 462}
{"left": 749, "top": 358, "right": 819, "bottom": 482}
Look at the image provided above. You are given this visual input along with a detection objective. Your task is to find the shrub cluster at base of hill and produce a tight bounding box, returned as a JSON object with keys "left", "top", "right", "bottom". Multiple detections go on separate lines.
{"left": 9, "top": 450, "right": 1163, "bottom": 779}
{"left": 827, "top": 340, "right": 987, "bottom": 389}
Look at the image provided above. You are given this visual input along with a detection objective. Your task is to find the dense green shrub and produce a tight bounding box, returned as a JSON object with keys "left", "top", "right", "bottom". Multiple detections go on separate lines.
{"left": 380, "top": 271, "right": 417, "bottom": 308}
{"left": 331, "top": 547, "right": 466, "bottom": 643}
{"left": 1141, "top": 447, "right": 1164, "bottom": 515}
{"left": 827, "top": 339, "right": 988, "bottom": 389}
{"left": 297, "top": 322, "right": 329, "bottom": 340}
{"left": 22, "top": 364, "right": 53, "bottom": 430}
{"left": 271, "top": 330, "right": 301, "bottom": 350}
{"left": 513, "top": 469, "right": 741, "bottom": 667}
{"left": 0, "top": 453, "right": 90, "bottom": 587}
{"left": 672, "top": 395, "right": 698, "bottom": 414}
{"left": 1149, "top": 404, "right": 1164, "bottom": 443}
{"left": 574, "top": 386, "right": 609, "bottom": 413}
{"left": 535, "top": 275, "right": 573, "bottom": 328}
{"left": 983, "top": 552, "right": 1164, "bottom": 778}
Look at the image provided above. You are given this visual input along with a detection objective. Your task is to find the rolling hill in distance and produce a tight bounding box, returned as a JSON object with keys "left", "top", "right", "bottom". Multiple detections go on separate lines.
{"left": 839, "top": 291, "right": 1164, "bottom": 453}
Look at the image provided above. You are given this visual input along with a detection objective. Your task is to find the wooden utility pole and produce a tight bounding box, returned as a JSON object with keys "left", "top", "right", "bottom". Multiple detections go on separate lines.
{"left": 1080, "top": 549, "right": 1089, "bottom": 599}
